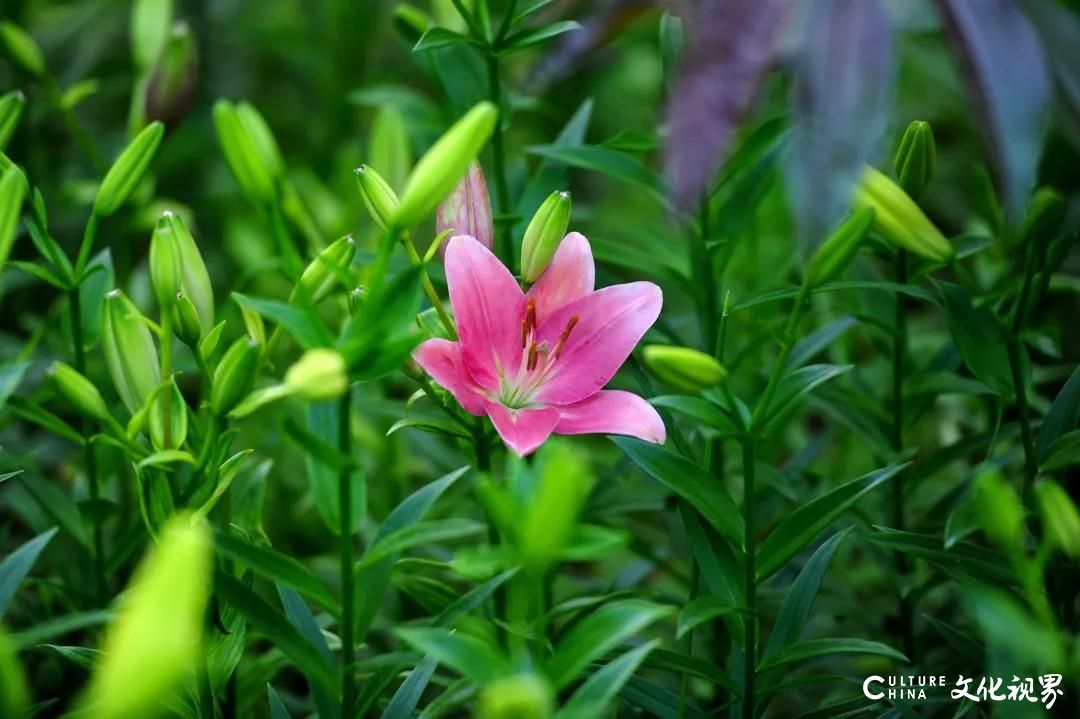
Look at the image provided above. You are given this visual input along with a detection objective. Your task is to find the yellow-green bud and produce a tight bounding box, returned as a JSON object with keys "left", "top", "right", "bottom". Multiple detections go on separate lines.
{"left": 291, "top": 234, "right": 356, "bottom": 304}
{"left": 235, "top": 101, "right": 285, "bottom": 180}
{"left": 974, "top": 469, "right": 1024, "bottom": 553}
{"left": 131, "top": 0, "right": 174, "bottom": 71}
{"left": 49, "top": 362, "right": 110, "bottom": 422}
{"left": 393, "top": 102, "right": 498, "bottom": 229}
{"left": 0, "top": 164, "right": 27, "bottom": 276}
{"left": 160, "top": 211, "right": 214, "bottom": 334}
{"left": 892, "top": 120, "right": 935, "bottom": 200}
{"left": 172, "top": 291, "right": 202, "bottom": 346}
{"left": 436, "top": 162, "right": 494, "bottom": 253}
{"left": 82, "top": 514, "right": 210, "bottom": 719}
{"left": 149, "top": 213, "right": 182, "bottom": 308}
{"left": 643, "top": 345, "right": 728, "bottom": 394}
{"left": 852, "top": 166, "right": 953, "bottom": 263}
{"left": 144, "top": 21, "right": 198, "bottom": 132}
{"left": 93, "top": 121, "right": 165, "bottom": 217}
{"left": 479, "top": 674, "right": 553, "bottom": 719}
{"left": 1018, "top": 187, "right": 1065, "bottom": 251}
{"left": 520, "top": 190, "right": 571, "bottom": 282}
{"left": 1037, "top": 481, "right": 1080, "bottom": 558}
{"left": 0, "top": 90, "right": 25, "bottom": 151}
{"left": 213, "top": 99, "right": 276, "bottom": 203}
{"left": 148, "top": 379, "right": 187, "bottom": 451}
{"left": 103, "top": 289, "right": 162, "bottom": 416}
{"left": 0, "top": 21, "right": 45, "bottom": 78}
{"left": 803, "top": 207, "right": 874, "bottom": 288}
{"left": 284, "top": 348, "right": 348, "bottom": 400}
{"left": 211, "top": 337, "right": 259, "bottom": 416}
{"left": 369, "top": 104, "right": 412, "bottom": 192}
{"left": 355, "top": 164, "right": 400, "bottom": 230}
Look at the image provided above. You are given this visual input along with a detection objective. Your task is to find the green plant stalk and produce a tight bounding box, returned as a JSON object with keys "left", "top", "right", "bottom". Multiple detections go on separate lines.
{"left": 338, "top": 390, "right": 356, "bottom": 719}
{"left": 402, "top": 236, "right": 456, "bottom": 339}
{"left": 891, "top": 250, "right": 914, "bottom": 661}
{"left": 74, "top": 213, "right": 100, "bottom": 282}
{"left": 268, "top": 201, "right": 303, "bottom": 279}
{"left": 751, "top": 283, "right": 811, "bottom": 428}
{"left": 160, "top": 311, "right": 174, "bottom": 449}
{"left": 485, "top": 54, "right": 513, "bottom": 268}
{"left": 1006, "top": 335, "right": 1038, "bottom": 507}
{"left": 741, "top": 437, "right": 757, "bottom": 719}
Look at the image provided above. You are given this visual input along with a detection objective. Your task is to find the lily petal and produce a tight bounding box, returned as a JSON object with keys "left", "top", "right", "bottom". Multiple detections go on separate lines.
{"left": 555, "top": 390, "right": 666, "bottom": 443}
{"left": 526, "top": 232, "right": 595, "bottom": 319}
{"left": 484, "top": 401, "right": 561, "bottom": 456}
{"left": 445, "top": 235, "right": 526, "bottom": 389}
{"left": 534, "top": 282, "right": 663, "bottom": 405}
{"left": 413, "top": 338, "right": 488, "bottom": 415}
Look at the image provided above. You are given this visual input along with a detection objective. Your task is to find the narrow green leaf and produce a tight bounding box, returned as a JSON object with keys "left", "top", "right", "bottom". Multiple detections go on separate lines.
{"left": 785, "top": 316, "right": 858, "bottom": 369}
{"left": 434, "top": 568, "right": 519, "bottom": 627}
{"left": 413, "top": 27, "right": 476, "bottom": 52}
{"left": 757, "top": 464, "right": 905, "bottom": 580}
{"left": 556, "top": 640, "right": 660, "bottom": 719}
{"left": 1042, "top": 428, "right": 1080, "bottom": 471}
{"left": 758, "top": 364, "right": 852, "bottom": 433}
{"left": 394, "top": 627, "right": 509, "bottom": 685}
{"left": 267, "top": 684, "right": 292, "bottom": 719}
{"left": 214, "top": 532, "right": 339, "bottom": 615}
{"left": 1037, "top": 365, "right": 1080, "bottom": 459}
{"left": 940, "top": 282, "right": 1013, "bottom": 394}
{"left": 356, "top": 519, "right": 485, "bottom": 571}
{"left": 233, "top": 292, "right": 333, "bottom": 349}
{"left": 527, "top": 144, "right": 665, "bottom": 204}
{"left": 11, "top": 609, "right": 112, "bottom": 650}
{"left": 676, "top": 597, "right": 739, "bottom": 639}
{"left": 497, "top": 21, "right": 581, "bottom": 55}
{"left": 0, "top": 527, "right": 57, "bottom": 619}
{"left": 756, "top": 637, "right": 907, "bottom": 672}
{"left": 15, "top": 474, "right": 91, "bottom": 549}
{"left": 380, "top": 655, "right": 438, "bottom": 719}
{"left": 650, "top": 396, "right": 739, "bottom": 433}
{"left": 642, "top": 648, "right": 740, "bottom": 696}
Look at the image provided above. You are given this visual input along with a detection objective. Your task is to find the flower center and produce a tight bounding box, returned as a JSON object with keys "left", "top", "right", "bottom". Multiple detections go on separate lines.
{"left": 499, "top": 298, "right": 579, "bottom": 408}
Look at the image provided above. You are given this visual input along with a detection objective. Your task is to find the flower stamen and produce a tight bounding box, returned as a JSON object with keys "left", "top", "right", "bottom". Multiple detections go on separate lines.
{"left": 554, "top": 316, "right": 579, "bottom": 359}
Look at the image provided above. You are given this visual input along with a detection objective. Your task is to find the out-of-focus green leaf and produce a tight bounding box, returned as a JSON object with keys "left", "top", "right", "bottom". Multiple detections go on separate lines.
{"left": 0, "top": 527, "right": 57, "bottom": 618}
{"left": 527, "top": 144, "right": 665, "bottom": 204}
{"left": 381, "top": 655, "right": 438, "bottom": 719}
{"left": 756, "top": 637, "right": 906, "bottom": 671}
{"left": 395, "top": 627, "right": 508, "bottom": 685}
{"left": 1037, "top": 365, "right": 1080, "bottom": 460}
{"left": 556, "top": 640, "right": 660, "bottom": 719}
{"left": 213, "top": 532, "right": 339, "bottom": 615}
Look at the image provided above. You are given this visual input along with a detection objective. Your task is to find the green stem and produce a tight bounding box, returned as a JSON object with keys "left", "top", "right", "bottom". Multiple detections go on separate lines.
{"left": 891, "top": 249, "right": 914, "bottom": 661}
{"left": 268, "top": 201, "right": 303, "bottom": 279}
{"left": 751, "top": 283, "right": 810, "bottom": 428}
{"left": 338, "top": 391, "right": 356, "bottom": 719}
{"left": 1006, "top": 335, "right": 1038, "bottom": 507}
{"left": 160, "top": 311, "right": 174, "bottom": 449}
{"left": 741, "top": 438, "right": 757, "bottom": 719}
{"left": 402, "top": 236, "right": 456, "bottom": 339}
{"left": 70, "top": 287, "right": 106, "bottom": 599}
{"left": 486, "top": 53, "right": 513, "bottom": 268}
{"left": 74, "top": 214, "right": 100, "bottom": 281}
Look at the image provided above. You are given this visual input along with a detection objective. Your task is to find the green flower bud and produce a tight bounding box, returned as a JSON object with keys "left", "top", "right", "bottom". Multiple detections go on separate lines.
{"left": 103, "top": 289, "right": 162, "bottom": 416}
{"left": 235, "top": 101, "right": 285, "bottom": 180}
{"left": 144, "top": 22, "right": 198, "bottom": 132}
{"left": 284, "top": 348, "right": 348, "bottom": 400}
{"left": 892, "top": 120, "right": 935, "bottom": 200}
{"left": 148, "top": 379, "right": 187, "bottom": 451}
{"left": 210, "top": 337, "right": 259, "bottom": 416}
{"left": 436, "top": 162, "right": 494, "bottom": 253}
{"left": 1037, "top": 481, "right": 1080, "bottom": 558}
{"left": 643, "top": 345, "right": 728, "bottom": 394}
{"left": 393, "top": 102, "right": 498, "bottom": 229}
{"left": 974, "top": 469, "right": 1024, "bottom": 553}
{"left": 392, "top": 4, "right": 433, "bottom": 47}
{"left": 131, "top": 0, "right": 174, "bottom": 71}
{"left": 852, "top": 166, "right": 953, "bottom": 263}
{"left": 803, "top": 207, "right": 875, "bottom": 288}
{"left": 160, "top": 211, "right": 214, "bottom": 333}
{"left": 291, "top": 234, "right": 356, "bottom": 304}
{"left": 478, "top": 674, "right": 553, "bottom": 719}
{"left": 0, "top": 21, "right": 46, "bottom": 78}
{"left": 355, "top": 164, "right": 400, "bottom": 230}
{"left": 0, "top": 90, "right": 25, "bottom": 151}
{"left": 1018, "top": 187, "right": 1065, "bottom": 251}
{"left": 48, "top": 361, "right": 110, "bottom": 422}
{"left": 0, "top": 164, "right": 27, "bottom": 276}
{"left": 213, "top": 99, "right": 276, "bottom": 203}
{"left": 520, "top": 190, "right": 571, "bottom": 283}
{"left": 172, "top": 291, "right": 202, "bottom": 346}
{"left": 370, "top": 104, "right": 412, "bottom": 192}
{"left": 82, "top": 514, "right": 210, "bottom": 719}
{"left": 93, "top": 121, "right": 165, "bottom": 217}
{"left": 149, "top": 213, "right": 182, "bottom": 308}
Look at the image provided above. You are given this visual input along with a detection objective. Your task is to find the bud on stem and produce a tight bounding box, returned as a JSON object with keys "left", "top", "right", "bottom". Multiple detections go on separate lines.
{"left": 49, "top": 362, "right": 111, "bottom": 422}
{"left": 0, "top": 90, "right": 25, "bottom": 151}
{"left": 284, "top": 348, "right": 348, "bottom": 400}
{"left": 853, "top": 166, "right": 953, "bottom": 263}
{"left": 520, "top": 190, "right": 571, "bottom": 282}
{"left": 210, "top": 337, "right": 259, "bottom": 416}
{"left": 355, "top": 164, "right": 400, "bottom": 230}
{"left": 93, "top": 122, "right": 165, "bottom": 217}
{"left": 643, "top": 345, "right": 728, "bottom": 393}
{"left": 892, "top": 120, "right": 935, "bottom": 200}
{"left": 803, "top": 207, "right": 874, "bottom": 289}
{"left": 436, "top": 162, "right": 494, "bottom": 253}
{"left": 103, "top": 289, "right": 162, "bottom": 416}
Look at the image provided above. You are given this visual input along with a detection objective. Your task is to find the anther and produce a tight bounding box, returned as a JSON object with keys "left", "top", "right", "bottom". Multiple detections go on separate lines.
{"left": 527, "top": 342, "right": 539, "bottom": 371}
{"left": 554, "top": 316, "right": 579, "bottom": 359}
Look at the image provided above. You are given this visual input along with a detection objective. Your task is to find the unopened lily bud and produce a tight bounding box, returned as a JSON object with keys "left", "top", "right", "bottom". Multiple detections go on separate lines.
{"left": 0, "top": 164, "right": 27, "bottom": 275}
{"left": 104, "top": 290, "right": 162, "bottom": 415}
{"left": 149, "top": 213, "right": 182, "bottom": 308}
{"left": 803, "top": 207, "right": 875, "bottom": 288}
{"left": 478, "top": 674, "right": 553, "bottom": 719}
{"left": 210, "top": 337, "right": 259, "bottom": 416}
{"left": 1018, "top": 187, "right": 1065, "bottom": 251}
{"left": 144, "top": 22, "right": 197, "bottom": 132}
{"left": 643, "top": 345, "right": 728, "bottom": 394}
{"left": 355, "top": 164, "right": 400, "bottom": 230}
{"left": 370, "top": 105, "right": 412, "bottom": 192}
{"left": 83, "top": 515, "right": 210, "bottom": 719}
{"left": 213, "top": 99, "right": 276, "bottom": 203}
{"left": 520, "top": 190, "right": 571, "bottom": 282}
{"left": 893, "top": 120, "right": 935, "bottom": 200}
{"left": 0, "top": 90, "right": 25, "bottom": 151}
{"left": 49, "top": 362, "right": 110, "bottom": 422}
{"left": 235, "top": 101, "right": 285, "bottom": 180}
{"left": 93, "top": 122, "right": 165, "bottom": 217}
{"left": 159, "top": 211, "right": 214, "bottom": 333}
{"left": 853, "top": 166, "right": 953, "bottom": 263}
{"left": 131, "top": 0, "right": 174, "bottom": 71}
{"left": 436, "top": 162, "right": 493, "bottom": 253}
{"left": 0, "top": 21, "right": 45, "bottom": 78}
{"left": 291, "top": 234, "right": 356, "bottom": 304}
{"left": 1037, "top": 481, "right": 1080, "bottom": 558}
{"left": 172, "top": 291, "right": 202, "bottom": 345}
{"left": 285, "top": 348, "right": 348, "bottom": 400}
{"left": 393, "top": 102, "right": 498, "bottom": 229}
{"left": 974, "top": 469, "right": 1024, "bottom": 553}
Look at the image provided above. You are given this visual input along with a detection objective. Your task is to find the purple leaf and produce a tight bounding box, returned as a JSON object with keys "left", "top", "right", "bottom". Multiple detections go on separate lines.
{"left": 786, "top": 0, "right": 894, "bottom": 247}
{"left": 663, "top": 0, "right": 789, "bottom": 211}
{"left": 936, "top": 0, "right": 1050, "bottom": 222}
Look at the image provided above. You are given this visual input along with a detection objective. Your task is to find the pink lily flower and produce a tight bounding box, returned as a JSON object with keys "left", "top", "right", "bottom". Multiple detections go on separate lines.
{"left": 414, "top": 232, "right": 666, "bottom": 456}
